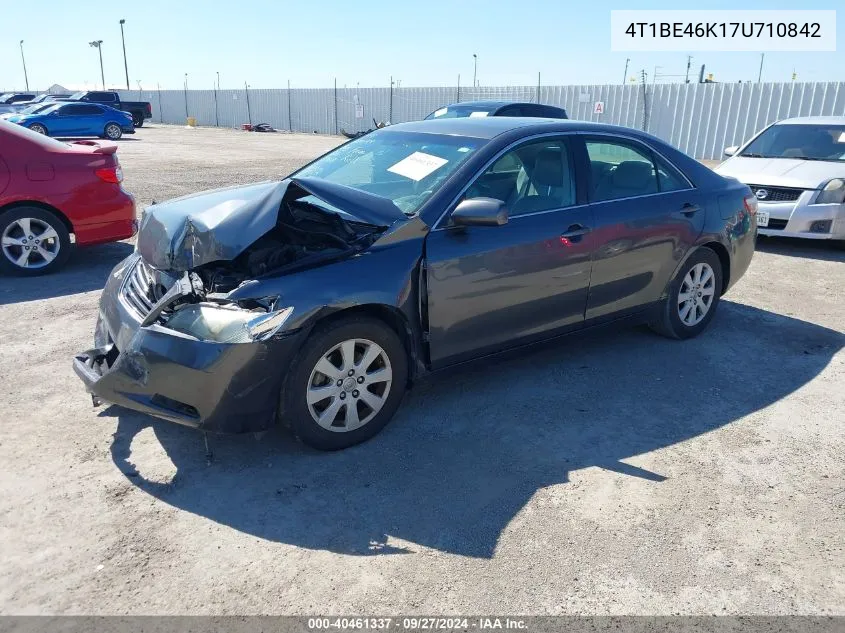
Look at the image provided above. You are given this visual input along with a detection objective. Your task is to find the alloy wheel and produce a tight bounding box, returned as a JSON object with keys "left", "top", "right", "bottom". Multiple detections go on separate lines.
{"left": 677, "top": 262, "right": 716, "bottom": 326}
{"left": 1, "top": 217, "right": 61, "bottom": 270}
{"left": 306, "top": 338, "right": 393, "bottom": 432}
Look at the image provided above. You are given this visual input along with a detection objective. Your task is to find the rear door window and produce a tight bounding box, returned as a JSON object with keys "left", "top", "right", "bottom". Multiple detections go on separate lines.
{"left": 585, "top": 140, "right": 659, "bottom": 202}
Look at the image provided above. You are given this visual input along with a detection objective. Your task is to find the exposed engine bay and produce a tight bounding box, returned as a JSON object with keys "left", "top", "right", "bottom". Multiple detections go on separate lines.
{"left": 196, "top": 192, "right": 381, "bottom": 294}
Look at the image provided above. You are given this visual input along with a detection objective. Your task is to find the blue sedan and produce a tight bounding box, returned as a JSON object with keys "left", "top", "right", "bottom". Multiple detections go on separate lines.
{"left": 6, "top": 102, "right": 134, "bottom": 139}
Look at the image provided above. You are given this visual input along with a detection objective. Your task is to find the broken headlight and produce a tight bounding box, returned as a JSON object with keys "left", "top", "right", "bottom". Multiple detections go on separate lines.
{"left": 164, "top": 303, "right": 294, "bottom": 344}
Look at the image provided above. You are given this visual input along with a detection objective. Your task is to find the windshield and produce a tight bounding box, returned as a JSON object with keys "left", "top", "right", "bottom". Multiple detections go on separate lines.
{"left": 18, "top": 104, "right": 52, "bottom": 115}
{"left": 740, "top": 124, "right": 845, "bottom": 161}
{"left": 294, "top": 130, "right": 483, "bottom": 215}
{"left": 425, "top": 104, "right": 498, "bottom": 120}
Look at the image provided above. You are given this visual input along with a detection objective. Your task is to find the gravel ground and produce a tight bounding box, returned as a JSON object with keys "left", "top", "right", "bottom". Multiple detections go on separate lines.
{"left": 0, "top": 125, "right": 843, "bottom": 615}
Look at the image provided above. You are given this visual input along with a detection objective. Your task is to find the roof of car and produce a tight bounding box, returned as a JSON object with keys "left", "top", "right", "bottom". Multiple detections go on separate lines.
{"left": 440, "top": 100, "right": 565, "bottom": 110}
{"left": 386, "top": 117, "right": 650, "bottom": 140}
{"left": 776, "top": 116, "right": 845, "bottom": 125}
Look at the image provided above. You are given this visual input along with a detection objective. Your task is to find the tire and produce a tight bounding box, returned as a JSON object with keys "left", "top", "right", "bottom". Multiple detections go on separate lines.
{"left": 0, "top": 206, "right": 71, "bottom": 275}
{"left": 28, "top": 123, "right": 47, "bottom": 135}
{"left": 280, "top": 316, "right": 408, "bottom": 450}
{"left": 134, "top": 116, "right": 144, "bottom": 128}
{"left": 649, "top": 247, "right": 723, "bottom": 340}
{"left": 104, "top": 123, "right": 123, "bottom": 140}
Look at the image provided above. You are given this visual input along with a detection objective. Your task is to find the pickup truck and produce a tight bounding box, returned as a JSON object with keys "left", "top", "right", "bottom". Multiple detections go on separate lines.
{"left": 63, "top": 91, "right": 152, "bottom": 127}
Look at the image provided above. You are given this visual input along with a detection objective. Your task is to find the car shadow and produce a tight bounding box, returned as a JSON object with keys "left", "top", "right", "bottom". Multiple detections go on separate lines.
{"left": 0, "top": 241, "right": 133, "bottom": 304}
{"left": 756, "top": 235, "right": 845, "bottom": 263}
{"left": 106, "top": 301, "right": 843, "bottom": 558}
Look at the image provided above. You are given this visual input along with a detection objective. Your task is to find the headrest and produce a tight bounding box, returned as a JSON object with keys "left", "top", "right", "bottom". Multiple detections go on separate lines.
{"left": 613, "top": 161, "right": 654, "bottom": 188}
{"left": 533, "top": 148, "right": 563, "bottom": 187}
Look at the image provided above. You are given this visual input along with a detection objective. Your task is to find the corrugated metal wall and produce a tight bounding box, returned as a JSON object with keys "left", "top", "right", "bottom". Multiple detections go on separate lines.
{"left": 119, "top": 82, "right": 845, "bottom": 160}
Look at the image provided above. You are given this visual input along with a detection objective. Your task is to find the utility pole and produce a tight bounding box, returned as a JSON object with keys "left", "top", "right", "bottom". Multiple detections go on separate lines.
{"left": 698, "top": 64, "right": 706, "bottom": 83}
{"left": 757, "top": 53, "right": 765, "bottom": 83}
{"left": 685, "top": 55, "right": 692, "bottom": 83}
{"left": 119, "top": 19, "right": 129, "bottom": 90}
{"left": 536, "top": 72, "right": 540, "bottom": 102}
{"left": 216, "top": 71, "right": 220, "bottom": 91}
{"left": 472, "top": 54, "right": 477, "bottom": 88}
{"left": 19, "top": 40, "right": 29, "bottom": 91}
{"left": 622, "top": 57, "right": 630, "bottom": 85}
{"left": 89, "top": 40, "right": 105, "bottom": 89}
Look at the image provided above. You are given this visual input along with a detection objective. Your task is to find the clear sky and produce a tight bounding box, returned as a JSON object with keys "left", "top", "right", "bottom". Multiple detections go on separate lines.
{"left": 1, "top": 0, "right": 842, "bottom": 92}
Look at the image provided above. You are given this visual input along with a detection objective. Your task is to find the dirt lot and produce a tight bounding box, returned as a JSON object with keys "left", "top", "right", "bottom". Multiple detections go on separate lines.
{"left": 0, "top": 125, "right": 843, "bottom": 615}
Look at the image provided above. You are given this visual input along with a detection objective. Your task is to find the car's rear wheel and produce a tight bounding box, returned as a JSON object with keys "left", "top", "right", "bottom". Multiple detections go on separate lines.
{"left": 650, "top": 247, "right": 723, "bottom": 340}
{"left": 132, "top": 113, "right": 144, "bottom": 127}
{"left": 104, "top": 123, "right": 123, "bottom": 140}
{"left": 281, "top": 316, "right": 408, "bottom": 450}
{"left": 0, "top": 207, "right": 71, "bottom": 275}
{"left": 28, "top": 123, "right": 47, "bottom": 135}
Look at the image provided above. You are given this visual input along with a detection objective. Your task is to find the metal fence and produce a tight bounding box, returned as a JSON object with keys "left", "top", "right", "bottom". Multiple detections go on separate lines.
{"left": 119, "top": 81, "right": 845, "bottom": 160}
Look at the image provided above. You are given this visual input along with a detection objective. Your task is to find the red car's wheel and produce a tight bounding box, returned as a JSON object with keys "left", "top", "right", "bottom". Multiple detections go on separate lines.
{"left": 0, "top": 207, "right": 71, "bottom": 275}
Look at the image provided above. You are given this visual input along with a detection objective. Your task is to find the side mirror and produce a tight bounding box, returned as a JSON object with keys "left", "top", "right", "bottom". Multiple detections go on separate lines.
{"left": 451, "top": 197, "right": 508, "bottom": 227}
{"left": 724, "top": 145, "right": 739, "bottom": 157}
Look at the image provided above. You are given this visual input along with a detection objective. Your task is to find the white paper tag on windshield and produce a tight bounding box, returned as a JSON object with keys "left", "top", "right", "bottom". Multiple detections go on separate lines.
{"left": 469, "top": 111, "right": 489, "bottom": 118}
{"left": 433, "top": 107, "right": 448, "bottom": 118}
{"left": 387, "top": 152, "right": 449, "bottom": 181}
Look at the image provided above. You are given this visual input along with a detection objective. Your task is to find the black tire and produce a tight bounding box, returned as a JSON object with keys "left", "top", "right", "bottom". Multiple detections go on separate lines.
{"left": 28, "top": 123, "right": 47, "bottom": 135}
{"left": 0, "top": 206, "right": 71, "bottom": 275}
{"left": 104, "top": 123, "right": 123, "bottom": 140}
{"left": 132, "top": 113, "right": 144, "bottom": 127}
{"left": 280, "top": 316, "right": 408, "bottom": 450}
{"left": 649, "top": 247, "right": 723, "bottom": 340}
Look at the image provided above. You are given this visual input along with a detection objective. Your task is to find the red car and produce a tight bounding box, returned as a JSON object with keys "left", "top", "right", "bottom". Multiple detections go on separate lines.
{"left": 0, "top": 119, "right": 136, "bottom": 275}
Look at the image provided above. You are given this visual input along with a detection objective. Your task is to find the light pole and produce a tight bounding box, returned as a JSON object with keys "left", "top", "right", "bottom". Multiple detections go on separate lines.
{"left": 472, "top": 54, "right": 477, "bottom": 88}
{"left": 622, "top": 57, "right": 630, "bottom": 85}
{"left": 685, "top": 55, "right": 693, "bottom": 83}
{"left": 119, "top": 20, "right": 129, "bottom": 90}
{"left": 89, "top": 40, "right": 105, "bottom": 89}
{"left": 19, "top": 40, "right": 29, "bottom": 91}
{"left": 216, "top": 71, "right": 220, "bottom": 91}
{"left": 758, "top": 53, "right": 765, "bottom": 83}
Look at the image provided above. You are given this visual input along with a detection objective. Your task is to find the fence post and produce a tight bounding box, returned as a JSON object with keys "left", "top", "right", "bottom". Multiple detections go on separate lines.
{"left": 213, "top": 83, "right": 219, "bottom": 127}
{"left": 334, "top": 78, "right": 338, "bottom": 135}
{"left": 288, "top": 80, "right": 293, "bottom": 132}
{"left": 537, "top": 72, "right": 540, "bottom": 103}
{"left": 640, "top": 69, "right": 649, "bottom": 131}
{"left": 157, "top": 83, "right": 163, "bottom": 123}
{"left": 389, "top": 76, "right": 393, "bottom": 123}
{"left": 244, "top": 82, "right": 252, "bottom": 126}
{"left": 457, "top": 74, "right": 460, "bottom": 102}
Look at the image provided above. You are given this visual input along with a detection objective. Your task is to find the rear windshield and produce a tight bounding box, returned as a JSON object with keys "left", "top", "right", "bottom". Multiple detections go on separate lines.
{"left": 0, "top": 119, "right": 70, "bottom": 150}
{"left": 425, "top": 105, "right": 498, "bottom": 120}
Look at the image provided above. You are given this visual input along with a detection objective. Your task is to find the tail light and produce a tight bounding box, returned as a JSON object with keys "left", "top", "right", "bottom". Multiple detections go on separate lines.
{"left": 95, "top": 165, "right": 123, "bottom": 184}
{"left": 146, "top": 103, "right": 152, "bottom": 116}
{"left": 743, "top": 194, "right": 758, "bottom": 215}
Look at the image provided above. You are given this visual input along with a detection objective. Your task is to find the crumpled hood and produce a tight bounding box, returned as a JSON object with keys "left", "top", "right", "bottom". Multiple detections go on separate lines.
{"left": 715, "top": 156, "right": 839, "bottom": 189}
{"left": 136, "top": 177, "right": 408, "bottom": 272}
{"left": 136, "top": 181, "right": 288, "bottom": 272}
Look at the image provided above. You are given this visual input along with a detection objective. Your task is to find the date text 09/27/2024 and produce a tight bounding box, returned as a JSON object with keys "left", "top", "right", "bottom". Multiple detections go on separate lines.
{"left": 307, "top": 618, "right": 528, "bottom": 630}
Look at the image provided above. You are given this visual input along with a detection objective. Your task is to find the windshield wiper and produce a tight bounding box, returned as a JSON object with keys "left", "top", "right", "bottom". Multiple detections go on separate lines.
{"left": 740, "top": 153, "right": 766, "bottom": 158}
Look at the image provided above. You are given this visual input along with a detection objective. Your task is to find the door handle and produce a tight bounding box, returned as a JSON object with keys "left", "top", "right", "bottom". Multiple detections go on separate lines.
{"left": 561, "top": 224, "right": 591, "bottom": 239}
{"left": 678, "top": 203, "right": 701, "bottom": 217}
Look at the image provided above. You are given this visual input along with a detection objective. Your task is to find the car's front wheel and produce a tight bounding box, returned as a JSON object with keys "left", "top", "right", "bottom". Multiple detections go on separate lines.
{"left": 28, "top": 123, "right": 47, "bottom": 135}
{"left": 281, "top": 316, "right": 408, "bottom": 450}
{"left": 650, "top": 247, "right": 723, "bottom": 339}
{"left": 0, "top": 206, "right": 71, "bottom": 275}
{"left": 104, "top": 123, "right": 123, "bottom": 140}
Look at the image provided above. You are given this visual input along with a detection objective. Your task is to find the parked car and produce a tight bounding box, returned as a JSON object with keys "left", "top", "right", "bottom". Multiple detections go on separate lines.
{"left": 716, "top": 116, "right": 845, "bottom": 244}
{"left": 0, "top": 120, "right": 136, "bottom": 275}
{"left": 73, "top": 118, "right": 756, "bottom": 450}
{"left": 0, "top": 92, "right": 36, "bottom": 104}
{"left": 425, "top": 101, "right": 568, "bottom": 120}
{"left": 4, "top": 93, "right": 73, "bottom": 113}
{"left": 64, "top": 91, "right": 152, "bottom": 127}
{"left": 6, "top": 102, "right": 135, "bottom": 140}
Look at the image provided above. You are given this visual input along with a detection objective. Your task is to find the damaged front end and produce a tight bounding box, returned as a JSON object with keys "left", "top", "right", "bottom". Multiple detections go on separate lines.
{"left": 73, "top": 177, "right": 404, "bottom": 433}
